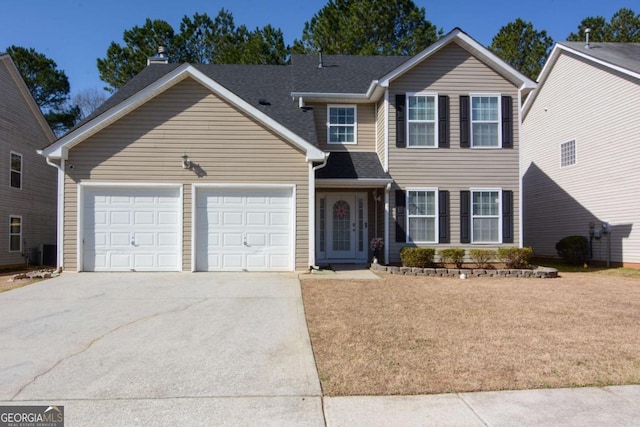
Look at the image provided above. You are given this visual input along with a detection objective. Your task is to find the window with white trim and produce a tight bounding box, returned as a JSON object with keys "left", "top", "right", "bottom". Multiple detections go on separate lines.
{"left": 327, "top": 105, "right": 357, "bottom": 144}
{"left": 561, "top": 140, "right": 576, "bottom": 167}
{"left": 471, "top": 95, "right": 500, "bottom": 147}
{"left": 407, "top": 94, "right": 437, "bottom": 147}
{"left": 9, "top": 216, "right": 22, "bottom": 252}
{"left": 472, "top": 190, "right": 501, "bottom": 243}
{"left": 10, "top": 152, "right": 22, "bottom": 189}
{"left": 407, "top": 189, "right": 437, "bottom": 243}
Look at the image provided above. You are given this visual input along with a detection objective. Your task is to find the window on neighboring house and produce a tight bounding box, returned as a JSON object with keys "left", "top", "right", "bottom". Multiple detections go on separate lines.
{"left": 9, "top": 216, "right": 22, "bottom": 252}
{"left": 327, "top": 105, "right": 357, "bottom": 144}
{"left": 10, "top": 152, "right": 22, "bottom": 189}
{"left": 407, "top": 94, "right": 437, "bottom": 147}
{"left": 472, "top": 190, "right": 501, "bottom": 243}
{"left": 471, "top": 95, "right": 500, "bottom": 147}
{"left": 561, "top": 140, "right": 576, "bottom": 167}
{"left": 407, "top": 189, "right": 437, "bottom": 243}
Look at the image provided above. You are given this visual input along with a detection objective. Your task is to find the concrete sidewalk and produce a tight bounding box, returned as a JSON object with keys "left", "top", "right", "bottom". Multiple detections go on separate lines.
{"left": 324, "top": 385, "right": 640, "bottom": 426}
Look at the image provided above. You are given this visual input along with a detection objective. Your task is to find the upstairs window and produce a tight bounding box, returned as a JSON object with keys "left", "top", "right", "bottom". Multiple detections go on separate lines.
{"left": 561, "top": 140, "right": 576, "bottom": 167}
{"left": 9, "top": 216, "right": 22, "bottom": 252}
{"left": 10, "top": 152, "right": 22, "bottom": 189}
{"left": 327, "top": 105, "right": 357, "bottom": 144}
{"left": 471, "top": 95, "right": 500, "bottom": 148}
{"left": 407, "top": 94, "right": 437, "bottom": 147}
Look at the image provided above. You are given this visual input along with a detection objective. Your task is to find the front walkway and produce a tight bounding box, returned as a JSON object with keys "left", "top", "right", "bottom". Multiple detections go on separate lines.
{"left": 300, "top": 264, "right": 380, "bottom": 280}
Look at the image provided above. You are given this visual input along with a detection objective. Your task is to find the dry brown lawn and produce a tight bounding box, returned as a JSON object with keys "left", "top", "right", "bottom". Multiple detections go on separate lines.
{"left": 301, "top": 273, "right": 640, "bottom": 396}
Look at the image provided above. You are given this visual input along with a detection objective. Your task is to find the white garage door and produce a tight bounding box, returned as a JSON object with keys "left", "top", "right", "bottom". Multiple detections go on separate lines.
{"left": 195, "top": 188, "right": 293, "bottom": 271}
{"left": 83, "top": 187, "right": 181, "bottom": 271}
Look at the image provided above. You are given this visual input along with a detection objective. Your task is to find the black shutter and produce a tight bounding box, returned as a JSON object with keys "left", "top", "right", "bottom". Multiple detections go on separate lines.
{"left": 395, "top": 190, "right": 407, "bottom": 243}
{"left": 502, "top": 96, "right": 513, "bottom": 148}
{"left": 460, "top": 190, "right": 471, "bottom": 243}
{"left": 396, "top": 94, "right": 406, "bottom": 148}
{"left": 502, "top": 190, "right": 514, "bottom": 243}
{"left": 438, "top": 95, "right": 450, "bottom": 148}
{"left": 439, "top": 190, "right": 450, "bottom": 243}
{"left": 459, "top": 95, "right": 470, "bottom": 148}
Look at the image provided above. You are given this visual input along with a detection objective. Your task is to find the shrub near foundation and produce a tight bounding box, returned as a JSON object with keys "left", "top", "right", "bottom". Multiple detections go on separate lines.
{"left": 438, "top": 248, "right": 465, "bottom": 268}
{"left": 469, "top": 249, "right": 496, "bottom": 269}
{"left": 556, "top": 235, "right": 589, "bottom": 265}
{"left": 400, "top": 247, "right": 435, "bottom": 268}
{"left": 497, "top": 247, "right": 533, "bottom": 269}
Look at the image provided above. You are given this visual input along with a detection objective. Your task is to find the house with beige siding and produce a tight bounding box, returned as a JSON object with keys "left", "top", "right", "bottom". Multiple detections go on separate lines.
{"left": 0, "top": 54, "right": 57, "bottom": 268}
{"left": 39, "top": 28, "right": 535, "bottom": 272}
{"left": 522, "top": 42, "right": 640, "bottom": 267}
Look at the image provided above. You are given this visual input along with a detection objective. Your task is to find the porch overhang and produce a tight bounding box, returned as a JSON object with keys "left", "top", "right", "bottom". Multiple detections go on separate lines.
{"left": 316, "top": 178, "right": 392, "bottom": 188}
{"left": 315, "top": 152, "right": 391, "bottom": 185}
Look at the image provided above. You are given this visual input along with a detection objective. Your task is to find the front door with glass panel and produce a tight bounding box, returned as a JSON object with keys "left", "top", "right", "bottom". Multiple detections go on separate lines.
{"left": 317, "top": 193, "right": 367, "bottom": 262}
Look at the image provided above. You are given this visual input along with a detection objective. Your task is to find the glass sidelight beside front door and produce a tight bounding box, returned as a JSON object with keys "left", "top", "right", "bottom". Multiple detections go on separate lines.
{"left": 317, "top": 193, "right": 368, "bottom": 262}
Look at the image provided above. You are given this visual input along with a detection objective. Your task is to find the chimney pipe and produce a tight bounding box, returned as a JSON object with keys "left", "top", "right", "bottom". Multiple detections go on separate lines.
{"left": 147, "top": 45, "right": 169, "bottom": 65}
{"left": 585, "top": 28, "right": 591, "bottom": 49}
{"left": 318, "top": 48, "right": 324, "bottom": 69}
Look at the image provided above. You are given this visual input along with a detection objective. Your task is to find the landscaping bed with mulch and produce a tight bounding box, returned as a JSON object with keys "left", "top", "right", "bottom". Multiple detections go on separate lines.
{"left": 301, "top": 272, "right": 640, "bottom": 396}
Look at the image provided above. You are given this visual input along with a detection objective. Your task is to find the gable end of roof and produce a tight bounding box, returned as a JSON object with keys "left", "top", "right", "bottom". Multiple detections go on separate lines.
{"left": 41, "top": 64, "right": 326, "bottom": 162}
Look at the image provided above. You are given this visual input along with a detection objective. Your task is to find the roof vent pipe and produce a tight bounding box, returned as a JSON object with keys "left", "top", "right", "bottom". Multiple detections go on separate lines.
{"left": 585, "top": 28, "right": 591, "bottom": 49}
{"left": 147, "top": 45, "right": 169, "bottom": 65}
{"left": 318, "top": 48, "right": 323, "bottom": 69}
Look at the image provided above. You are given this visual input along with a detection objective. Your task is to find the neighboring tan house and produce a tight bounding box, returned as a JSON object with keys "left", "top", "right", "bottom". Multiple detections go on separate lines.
{"left": 0, "top": 53, "right": 57, "bottom": 268}
{"left": 39, "top": 28, "right": 535, "bottom": 272}
{"left": 522, "top": 41, "right": 640, "bottom": 267}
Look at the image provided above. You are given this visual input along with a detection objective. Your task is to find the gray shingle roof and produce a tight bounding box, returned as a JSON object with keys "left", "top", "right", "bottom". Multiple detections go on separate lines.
{"left": 73, "top": 54, "right": 414, "bottom": 145}
{"left": 291, "top": 54, "right": 407, "bottom": 93}
{"left": 316, "top": 152, "right": 390, "bottom": 180}
{"left": 559, "top": 42, "right": 640, "bottom": 75}
{"left": 79, "top": 63, "right": 317, "bottom": 144}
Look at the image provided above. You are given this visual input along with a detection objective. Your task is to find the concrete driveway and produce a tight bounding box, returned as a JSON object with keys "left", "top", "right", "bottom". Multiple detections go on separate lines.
{"left": 0, "top": 273, "right": 323, "bottom": 426}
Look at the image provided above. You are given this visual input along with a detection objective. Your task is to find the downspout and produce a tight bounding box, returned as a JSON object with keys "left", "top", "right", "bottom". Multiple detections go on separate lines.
{"left": 518, "top": 85, "right": 525, "bottom": 248}
{"left": 43, "top": 155, "right": 64, "bottom": 271}
{"left": 384, "top": 88, "right": 390, "bottom": 172}
{"left": 309, "top": 154, "right": 330, "bottom": 269}
{"left": 384, "top": 182, "right": 391, "bottom": 264}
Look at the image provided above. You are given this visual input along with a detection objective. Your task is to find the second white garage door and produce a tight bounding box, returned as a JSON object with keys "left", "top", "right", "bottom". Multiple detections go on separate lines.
{"left": 195, "top": 187, "right": 294, "bottom": 271}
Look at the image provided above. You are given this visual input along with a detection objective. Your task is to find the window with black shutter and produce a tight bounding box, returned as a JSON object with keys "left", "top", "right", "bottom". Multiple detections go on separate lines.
{"left": 460, "top": 190, "right": 470, "bottom": 243}
{"left": 438, "top": 95, "right": 449, "bottom": 148}
{"left": 459, "top": 96, "right": 470, "bottom": 148}
{"left": 395, "top": 189, "right": 406, "bottom": 242}
{"left": 439, "top": 190, "right": 450, "bottom": 243}
{"left": 396, "top": 95, "right": 406, "bottom": 148}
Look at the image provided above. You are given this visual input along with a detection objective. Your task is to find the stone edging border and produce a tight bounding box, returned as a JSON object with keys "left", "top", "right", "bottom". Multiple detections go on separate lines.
{"left": 370, "top": 262, "right": 559, "bottom": 278}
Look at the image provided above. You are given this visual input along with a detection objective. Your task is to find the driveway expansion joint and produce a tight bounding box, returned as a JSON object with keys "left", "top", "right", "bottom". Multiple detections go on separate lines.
{"left": 458, "top": 392, "right": 490, "bottom": 426}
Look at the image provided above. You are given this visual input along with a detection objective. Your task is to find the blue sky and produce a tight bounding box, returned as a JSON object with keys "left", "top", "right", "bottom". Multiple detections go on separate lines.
{"left": 1, "top": 0, "right": 635, "bottom": 96}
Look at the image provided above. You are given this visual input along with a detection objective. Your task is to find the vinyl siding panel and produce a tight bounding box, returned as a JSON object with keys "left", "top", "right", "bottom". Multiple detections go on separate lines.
{"left": 309, "top": 102, "right": 376, "bottom": 151}
{"left": 387, "top": 42, "right": 521, "bottom": 262}
{"left": 0, "top": 59, "right": 56, "bottom": 266}
{"left": 522, "top": 51, "right": 640, "bottom": 265}
{"left": 64, "top": 78, "right": 309, "bottom": 271}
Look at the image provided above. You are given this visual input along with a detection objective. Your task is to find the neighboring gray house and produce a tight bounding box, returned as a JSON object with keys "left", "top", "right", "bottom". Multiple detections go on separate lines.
{"left": 522, "top": 41, "right": 640, "bottom": 267}
{"left": 39, "top": 28, "right": 534, "bottom": 272}
{"left": 0, "top": 53, "right": 57, "bottom": 267}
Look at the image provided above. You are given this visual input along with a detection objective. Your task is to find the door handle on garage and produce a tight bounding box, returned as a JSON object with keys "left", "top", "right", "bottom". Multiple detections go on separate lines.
{"left": 130, "top": 233, "right": 135, "bottom": 246}
{"left": 243, "top": 237, "right": 248, "bottom": 247}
